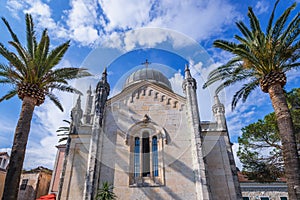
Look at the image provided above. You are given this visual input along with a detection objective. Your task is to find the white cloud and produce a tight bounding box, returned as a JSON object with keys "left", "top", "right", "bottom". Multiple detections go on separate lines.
{"left": 169, "top": 70, "right": 184, "bottom": 96}
{"left": 254, "top": 1, "right": 269, "bottom": 15}
{"left": 147, "top": 0, "right": 239, "bottom": 41}
{"left": 65, "top": 0, "right": 101, "bottom": 45}
{"left": 6, "top": 0, "right": 240, "bottom": 48}
{"left": 99, "top": 0, "right": 152, "bottom": 31}
{"left": 232, "top": 143, "right": 242, "bottom": 170}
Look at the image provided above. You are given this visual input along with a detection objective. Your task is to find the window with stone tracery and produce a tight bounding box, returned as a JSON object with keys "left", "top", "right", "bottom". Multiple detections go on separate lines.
{"left": 129, "top": 128, "right": 165, "bottom": 187}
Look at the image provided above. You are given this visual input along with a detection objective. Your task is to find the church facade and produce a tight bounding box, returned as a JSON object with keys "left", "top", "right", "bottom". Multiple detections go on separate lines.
{"left": 56, "top": 65, "right": 242, "bottom": 200}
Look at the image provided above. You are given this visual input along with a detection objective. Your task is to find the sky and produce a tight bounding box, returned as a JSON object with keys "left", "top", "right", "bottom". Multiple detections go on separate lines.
{"left": 0, "top": 0, "right": 299, "bottom": 170}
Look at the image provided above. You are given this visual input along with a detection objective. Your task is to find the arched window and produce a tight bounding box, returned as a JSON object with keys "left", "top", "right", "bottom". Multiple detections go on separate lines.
{"left": 152, "top": 136, "right": 158, "bottom": 177}
{"left": 128, "top": 125, "right": 166, "bottom": 187}
{"left": 142, "top": 132, "right": 150, "bottom": 177}
{"left": 134, "top": 137, "right": 140, "bottom": 177}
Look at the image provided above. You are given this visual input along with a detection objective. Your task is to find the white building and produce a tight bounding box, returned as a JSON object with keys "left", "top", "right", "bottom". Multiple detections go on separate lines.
{"left": 56, "top": 64, "right": 242, "bottom": 200}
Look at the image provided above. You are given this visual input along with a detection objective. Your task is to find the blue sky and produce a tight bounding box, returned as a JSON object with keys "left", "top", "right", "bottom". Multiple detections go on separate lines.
{"left": 0, "top": 0, "right": 299, "bottom": 170}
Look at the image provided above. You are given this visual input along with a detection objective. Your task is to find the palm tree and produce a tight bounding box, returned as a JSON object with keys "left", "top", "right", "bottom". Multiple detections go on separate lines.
{"left": 96, "top": 182, "right": 117, "bottom": 200}
{"left": 0, "top": 14, "right": 90, "bottom": 200}
{"left": 203, "top": 1, "right": 300, "bottom": 199}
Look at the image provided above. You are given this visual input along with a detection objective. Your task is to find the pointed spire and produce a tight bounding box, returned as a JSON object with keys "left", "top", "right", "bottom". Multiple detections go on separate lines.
{"left": 84, "top": 86, "right": 93, "bottom": 124}
{"left": 182, "top": 64, "right": 197, "bottom": 93}
{"left": 212, "top": 93, "right": 226, "bottom": 130}
{"left": 214, "top": 94, "right": 221, "bottom": 105}
{"left": 87, "top": 85, "right": 92, "bottom": 95}
{"left": 102, "top": 67, "right": 108, "bottom": 82}
{"left": 70, "top": 95, "right": 83, "bottom": 133}
{"left": 184, "top": 64, "right": 192, "bottom": 79}
{"left": 75, "top": 95, "right": 81, "bottom": 110}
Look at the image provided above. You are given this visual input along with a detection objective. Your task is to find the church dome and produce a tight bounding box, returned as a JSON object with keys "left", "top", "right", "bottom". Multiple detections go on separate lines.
{"left": 123, "top": 68, "right": 172, "bottom": 90}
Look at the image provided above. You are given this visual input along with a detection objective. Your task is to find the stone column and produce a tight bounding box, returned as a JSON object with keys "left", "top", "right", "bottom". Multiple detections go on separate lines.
{"left": 182, "top": 64, "right": 211, "bottom": 200}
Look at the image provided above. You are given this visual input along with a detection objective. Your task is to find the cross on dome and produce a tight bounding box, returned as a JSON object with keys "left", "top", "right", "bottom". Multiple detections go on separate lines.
{"left": 141, "top": 59, "right": 151, "bottom": 68}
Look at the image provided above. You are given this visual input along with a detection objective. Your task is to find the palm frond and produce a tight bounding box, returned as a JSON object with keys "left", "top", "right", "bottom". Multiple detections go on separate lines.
{"left": 46, "top": 92, "right": 63, "bottom": 111}
{"left": 62, "top": 119, "right": 70, "bottom": 124}
{"left": 1, "top": 17, "right": 20, "bottom": 44}
{"left": 0, "top": 89, "right": 17, "bottom": 102}
{"left": 231, "top": 79, "right": 260, "bottom": 110}
{"left": 56, "top": 127, "right": 70, "bottom": 132}
{"left": 280, "top": 13, "right": 300, "bottom": 47}
{"left": 58, "top": 137, "right": 68, "bottom": 143}
{"left": 0, "top": 43, "right": 27, "bottom": 76}
{"left": 248, "top": 7, "right": 262, "bottom": 35}
{"left": 35, "top": 29, "right": 50, "bottom": 75}
{"left": 213, "top": 40, "right": 238, "bottom": 53}
{"left": 26, "top": 13, "right": 36, "bottom": 58}
{"left": 272, "top": 2, "right": 297, "bottom": 41}
{"left": 48, "top": 84, "right": 83, "bottom": 95}
{"left": 44, "top": 41, "right": 70, "bottom": 72}
{"left": 7, "top": 41, "right": 29, "bottom": 70}
{"left": 50, "top": 67, "right": 91, "bottom": 80}
{"left": 266, "top": 0, "right": 280, "bottom": 37}
{"left": 0, "top": 78, "right": 13, "bottom": 84}
{"left": 236, "top": 21, "right": 253, "bottom": 40}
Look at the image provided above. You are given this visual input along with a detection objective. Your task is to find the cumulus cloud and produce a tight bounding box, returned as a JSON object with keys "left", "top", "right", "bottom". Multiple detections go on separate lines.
{"left": 254, "top": 1, "right": 269, "bottom": 15}
{"left": 6, "top": 0, "right": 240, "bottom": 48}
{"left": 99, "top": 0, "right": 152, "bottom": 31}
{"left": 169, "top": 70, "right": 184, "bottom": 96}
{"left": 232, "top": 143, "right": 243, "bottom": 170}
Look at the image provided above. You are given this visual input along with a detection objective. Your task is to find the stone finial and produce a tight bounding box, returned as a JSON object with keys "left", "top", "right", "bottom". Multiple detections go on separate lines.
{"left": 142, "top": 114, "right": 150, "bottom": 123}
{"left": 182, "top": 64, "right": 197, "bottom": 93}
{"left": 70, "top": 95, "right": 83, "bottom": 133}
{"left": 212, "top": 94, "right": 226, "bottom": 130}
{"left": 184, "top": 64, "right": 192, "bottom": 79}
{"left": 87, "top": 85, "right": 92, "bottom": 94}
{"left": 83, "top": 85, "right": 93, "bottom": 124}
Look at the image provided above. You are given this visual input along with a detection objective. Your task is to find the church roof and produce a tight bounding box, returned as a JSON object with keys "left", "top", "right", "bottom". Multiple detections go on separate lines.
{"left": 123, "top": 68, "right": 172, "bottom": 91}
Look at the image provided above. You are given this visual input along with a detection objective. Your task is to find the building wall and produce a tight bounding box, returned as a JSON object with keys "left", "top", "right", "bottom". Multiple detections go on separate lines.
{"left": 36, "top": 172, "right": 52, "bottom": 199}
{"left": 60, "top": 135, "right": 90, "bottom": 199}
{"left": 241, "top": 182, "right": 288, "bottom": 200}
{"left": 99, "top": 84, "right": 197, "bottom": 200}
{"left": 49, "top": 145, "right": 66, "bottom": 194}
{"left": 18, "top": 170, "right": 52, "bottom": 200}
{"left": 59, "top": 82, "right": 241, "bottom": 199}
{"left": 18, "top": 173, "right": 40, "bottom": 200}
{"left": 0, "top": 170, "right": 6, "bottom": 199}
{"left": 204, "top": 131, "right": 240, "bottom": 200}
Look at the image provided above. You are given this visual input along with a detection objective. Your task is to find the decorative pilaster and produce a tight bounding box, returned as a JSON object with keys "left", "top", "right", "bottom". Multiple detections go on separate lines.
{"left": 83, "top": 68, "right": 110, "bottom": 200}
{"left": 182, "top": 64, "right": 211, "bottom": 200}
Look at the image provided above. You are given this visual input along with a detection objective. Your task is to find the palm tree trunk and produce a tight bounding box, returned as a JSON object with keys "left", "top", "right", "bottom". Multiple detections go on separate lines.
{"left": 268, "top": 84, "right": 300, "bottom": 200}
{"left": 2, "top": 96, "right": 36, "bottom": 200}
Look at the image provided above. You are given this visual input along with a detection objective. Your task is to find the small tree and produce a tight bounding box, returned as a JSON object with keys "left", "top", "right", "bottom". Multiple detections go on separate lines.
{"left": 96, "top": 182, "right": 117, "bottom": 200}
{"left": 238, "top": 88, "right": 300, "bottom": 182}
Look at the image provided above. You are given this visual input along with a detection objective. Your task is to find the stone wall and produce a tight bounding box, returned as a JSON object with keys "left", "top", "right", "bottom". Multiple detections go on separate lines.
{"left": 241, "top": 182, "right": 288, "bottom": 200}
{"left": 0, "top": 170, "right": 6, "bottom": 199}
{"left": 99, "top": 84, "right": 198, "bottom": 200}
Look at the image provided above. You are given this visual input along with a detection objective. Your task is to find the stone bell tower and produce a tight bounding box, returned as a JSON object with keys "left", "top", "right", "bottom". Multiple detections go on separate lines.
{"left": 83, "top": 68, "right": 110, "bottom": 200}
{"left": 182, "top": 64, "right": 211, "bottom": 199}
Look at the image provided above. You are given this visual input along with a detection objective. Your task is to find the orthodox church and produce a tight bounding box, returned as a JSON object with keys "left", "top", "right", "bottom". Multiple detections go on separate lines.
{"left": 54, "top": 63, "right": 242, "bottom": 200}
